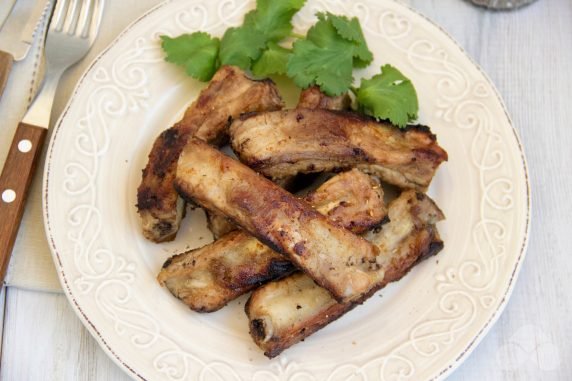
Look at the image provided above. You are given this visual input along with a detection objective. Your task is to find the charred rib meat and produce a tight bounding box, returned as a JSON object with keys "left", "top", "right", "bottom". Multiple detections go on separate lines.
{"left": 175, "top": 139, "right": 385, "bottom": 304}
{"left": 230, "top": 109, "right": 447, "bottom": 191}
{"left": 159, "top": 169, "right": 386, "bottom": 312}
{"left": 137, "top": 66, "right": 283, "bottom": 242}
{"left": 203, "top": 87, "right": 350, "bottom": 240}
{"left": 246, "top": 190, "right": 445, "bottom": 358}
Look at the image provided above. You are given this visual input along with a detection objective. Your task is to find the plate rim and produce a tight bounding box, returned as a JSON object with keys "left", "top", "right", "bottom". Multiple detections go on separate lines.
{"left": 42, "top": 0, "right": 532, "bottom": 380}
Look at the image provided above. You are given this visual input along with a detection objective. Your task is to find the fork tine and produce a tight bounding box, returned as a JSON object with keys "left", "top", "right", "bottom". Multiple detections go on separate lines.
{"left": 85, "top": 0, "right": 104, "bottom": 39}
{"left": 63, "top": 0, "right": 81, "bottom": 35}
{"left": 78, "top": 0, "right": 94, "bottom": 38}
{"left": 51, "top": 0, "right": 70, "bottom": 32}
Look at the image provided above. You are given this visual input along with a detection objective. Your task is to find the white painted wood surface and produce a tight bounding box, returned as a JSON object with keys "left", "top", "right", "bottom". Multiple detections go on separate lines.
{"left": 1, "top": 0, "right": 571, "bottom": 380}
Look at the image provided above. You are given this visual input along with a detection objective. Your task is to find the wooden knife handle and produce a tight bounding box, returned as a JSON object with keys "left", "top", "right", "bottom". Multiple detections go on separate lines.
{"left": 0, "top": 50, "right": 14, "bottom": 100}
{"left": 0, "top": 122, "right": 47, "bottom": 281}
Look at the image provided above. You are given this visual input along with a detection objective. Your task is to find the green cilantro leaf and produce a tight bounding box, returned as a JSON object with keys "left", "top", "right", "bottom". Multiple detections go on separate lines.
{"left": 317, "top": 13, "right": 373, "bottom": 67}
{"left": 288, "top": 38, "right": 354, "bottom": 96}
{"left": 252, "top": 43, "right": 292, "bottom": 77}
{"left": 328, "top": 13, "right": 362, "bottom": 42}
{"left": 352, "top": 45, "right": 374, "bottom": 68}
{"left": 245, "top": 0, "right": 307, "bottom": 42}
{"left": 220, "top": 0, "right": 306, "bottom": 71}
{"left": 306, "top": 13, "right": 341, "bottom": 47}
{"left": 160, "top": 33, "right": 220, "bottom": 81}
{"left": 287, "top": 12, "right": 373, "bottom": 96}
{"left": 356, "top": 64, "right": 419, "bottom": 128}
{"left": 219, "top": 24, "right": 267, "bottom": 70}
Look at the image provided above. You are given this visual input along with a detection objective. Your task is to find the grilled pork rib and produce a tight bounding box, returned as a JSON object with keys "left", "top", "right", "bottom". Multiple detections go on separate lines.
{"left": 230, "top": 109, "right": 448, "bottom": 190}
{"left": 176, "top": 139, "right": 395, "bottom": 304}
{"left": 159, "top": 169, "right": 386, "bottom": 312}
{"left": 136, "top": 66, "right": 283, "bottom": 242}
{"left": 159, "top": 230, "right": 289, "bottom": 312}
{"left": 246, "top": 190, "right": 445, "bottom": 358}
{"left": 204, "top": 87, "right": 351, "bottom": 240}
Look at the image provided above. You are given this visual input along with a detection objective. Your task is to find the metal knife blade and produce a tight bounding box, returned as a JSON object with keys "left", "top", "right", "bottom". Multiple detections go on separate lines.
{"left": 0, "top": 0, "right": 52, "bottom": 61}
{"left": 0, "top": 0, "right": 17, "bottom": 30}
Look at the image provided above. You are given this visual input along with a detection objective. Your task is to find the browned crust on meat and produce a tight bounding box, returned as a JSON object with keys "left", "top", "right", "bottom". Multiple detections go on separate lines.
{"left": 305, "top": 169, "right": 386, "bottom": 234}
{"left": 297, "top": 86, "right": 352, "bottom": 110}
{"left": 246, "top": 273, "right": 349, "bottom": 358}
{"left": 229, "top": 109, "right": 448, "bottom": 191}
{"left": 159, "top": 169, "right": 386, "bottom": 312}
{"left": 137, "top": 66, "right": 283, "bottom": 242}
{"left": 158, "top": 231, "right": 295, "bottom": 312}
{"left": 175, "top": 139, "right": 384, "bottom": 303}
{"left": 263, "top": 87, "right": 353, "bottom": 193}
{"left": 245, "top": 190, "right": 445, "bottom": 358}
{"left": 137, "top": 128, "right": 187, "bottom": 242}
{"left": 206, "top": 86, "right": 351, "bottom": 239}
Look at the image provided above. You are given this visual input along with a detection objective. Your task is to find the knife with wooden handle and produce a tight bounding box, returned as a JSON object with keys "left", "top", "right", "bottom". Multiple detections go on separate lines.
{"left": 0, "top": 122, "right": 46, "bottom": 280}
{"left": 0, "top": 0, "right": 51, "bottom": 99}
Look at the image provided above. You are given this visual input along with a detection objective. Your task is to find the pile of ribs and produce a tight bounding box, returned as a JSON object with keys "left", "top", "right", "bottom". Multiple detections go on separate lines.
{"left": 137, "top": 65, "right": 448, "bottom": 358}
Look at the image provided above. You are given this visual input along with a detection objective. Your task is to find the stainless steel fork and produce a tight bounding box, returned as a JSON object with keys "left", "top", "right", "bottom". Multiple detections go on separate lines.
{"left": 0, "top": 0, "right": 105, "bottom": 281}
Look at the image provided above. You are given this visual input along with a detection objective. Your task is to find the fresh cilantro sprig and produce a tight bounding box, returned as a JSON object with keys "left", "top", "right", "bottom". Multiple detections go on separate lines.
{"left": 162, "top": 0, "right": 306, "bottom": 79}
{"left": 161, "top": 33, "right": 220, "bottom": 82}
{"left": 243, "top": 0, "right": 306, "bottom": 41}
{"left": 219, "top": 24, "right": 266, "bottom": 69}
{"left": 357, "top": 65, "right": 419, "bottom": 128}
{"left": 160, "top": 2, "right": 419, "bottom": 128}
{"left": 287, "top": 13, "right": 372, "bottom": 96}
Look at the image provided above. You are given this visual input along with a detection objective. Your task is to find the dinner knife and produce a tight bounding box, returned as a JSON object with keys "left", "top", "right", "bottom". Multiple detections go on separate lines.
{"left": 0, "top": 0, "right": 17, "bottom": 30}
{"left": 0, "top": 0, "right": 51, "bottom": 99}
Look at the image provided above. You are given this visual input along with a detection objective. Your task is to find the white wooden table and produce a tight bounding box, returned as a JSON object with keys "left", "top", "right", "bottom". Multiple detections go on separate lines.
{"left": 1, "top": 0, "right": 571, "bottom": 380}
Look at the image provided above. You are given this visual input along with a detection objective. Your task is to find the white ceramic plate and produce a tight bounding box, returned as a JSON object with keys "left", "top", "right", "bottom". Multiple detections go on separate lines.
{"left": 43, "top": 0, "right": 530, "bottom": 380}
